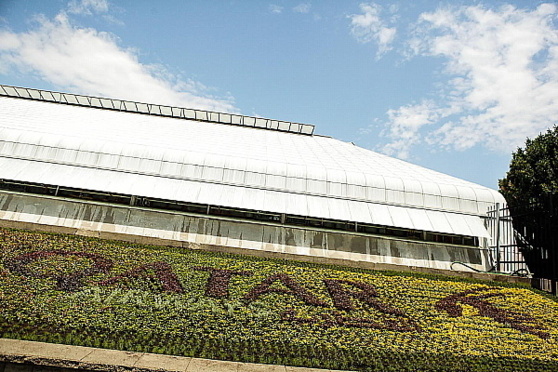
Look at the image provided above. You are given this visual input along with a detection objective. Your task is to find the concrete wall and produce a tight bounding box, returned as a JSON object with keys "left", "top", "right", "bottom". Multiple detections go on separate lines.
{"left": 0, "top": 191, "right": 490, "bottom": 272}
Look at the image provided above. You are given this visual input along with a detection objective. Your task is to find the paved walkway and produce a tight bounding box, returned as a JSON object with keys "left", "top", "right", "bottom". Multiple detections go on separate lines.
{"left": 0, "top": 338, "right": 352, "bottom": 372}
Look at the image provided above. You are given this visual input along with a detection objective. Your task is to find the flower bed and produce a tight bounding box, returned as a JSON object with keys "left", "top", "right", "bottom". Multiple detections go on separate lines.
{"left": 0, "top": 228, "right": 557, "bottom": 371}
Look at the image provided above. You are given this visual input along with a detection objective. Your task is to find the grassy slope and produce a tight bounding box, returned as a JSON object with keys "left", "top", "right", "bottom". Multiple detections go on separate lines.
{"left": 0, "top": 227, "right": 557, "bottom": 372}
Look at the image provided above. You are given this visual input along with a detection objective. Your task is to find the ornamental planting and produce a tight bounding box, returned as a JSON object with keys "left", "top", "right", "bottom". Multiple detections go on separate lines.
{"left": 0, "top": 228, "right": 557, "bottom": 371}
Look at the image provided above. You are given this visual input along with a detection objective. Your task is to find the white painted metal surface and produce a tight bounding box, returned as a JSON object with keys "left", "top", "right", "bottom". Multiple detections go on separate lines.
{"left": 0, "top": 92, "right": 504, "bottom": 239}
{"left": 0, "top": 85, "right": 315, "bottom": 135}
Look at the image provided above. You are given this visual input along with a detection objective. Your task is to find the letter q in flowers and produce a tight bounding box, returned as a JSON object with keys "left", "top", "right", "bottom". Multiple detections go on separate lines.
{"left": 436, "top": 287, "right": 550, "bottom": 339}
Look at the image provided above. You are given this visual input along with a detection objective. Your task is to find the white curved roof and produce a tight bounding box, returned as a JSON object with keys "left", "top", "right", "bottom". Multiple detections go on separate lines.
{"left": 0, "top": 88, "right": 504, "bottom": 238}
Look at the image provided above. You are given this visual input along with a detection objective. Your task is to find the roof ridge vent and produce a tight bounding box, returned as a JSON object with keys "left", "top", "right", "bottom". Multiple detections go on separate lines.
{"left": 0, "top": 84, "right": 315, "bottom": 135}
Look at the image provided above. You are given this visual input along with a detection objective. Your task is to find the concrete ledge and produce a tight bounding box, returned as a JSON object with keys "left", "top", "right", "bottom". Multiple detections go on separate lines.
{"left": 0, "top": 218, "right": 530, "bottom": 286}
{"left": 0, "top": 190, "right": 492, "bottom": 272}
{"left": 0, "top": 339, "right": 351, "bottom": 372}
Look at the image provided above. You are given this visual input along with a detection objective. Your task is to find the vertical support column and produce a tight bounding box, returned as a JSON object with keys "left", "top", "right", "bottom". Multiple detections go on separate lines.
{"left": 495, "top": 203, "right": 501, "bottom": 272}
{"left": 549, "top": 194, "right": 557, "bottom": 295}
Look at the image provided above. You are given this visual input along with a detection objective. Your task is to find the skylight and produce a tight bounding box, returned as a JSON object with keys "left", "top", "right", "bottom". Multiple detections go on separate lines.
{"left": 0, "top": 84, "right": 315, "bottom": 135}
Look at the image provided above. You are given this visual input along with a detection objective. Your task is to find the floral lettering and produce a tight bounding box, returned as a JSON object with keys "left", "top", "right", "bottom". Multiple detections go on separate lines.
{"left": 192, "top": 266, "right": 252, "bottom": 298}
{"left": 100, "top": 261, "right": 184, "bottom": 293}
{"left": 324, "top": 279, "right": 403, "bottom": 315}
{"left": 436, "top": 288, "right": 549, "bottom": 339}
{"left": 245, "top": 273, "right": 327, "bottom": 306}
{"left": 4, "top": 250, "right": 112, "bottom": 291}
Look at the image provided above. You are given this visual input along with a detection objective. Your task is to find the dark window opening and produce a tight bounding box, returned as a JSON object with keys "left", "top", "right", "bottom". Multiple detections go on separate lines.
{"left": 0, "top": 179, "right": 479, "bottom": 247}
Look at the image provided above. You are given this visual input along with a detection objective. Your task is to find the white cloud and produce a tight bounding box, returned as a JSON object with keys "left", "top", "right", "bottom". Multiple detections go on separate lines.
{"left": 382, "top": 3, "right": 558, "bottom": 157}
{"left": 269, "top": 5, "right": 283, "bottom": 14}
{"left": 381, "top": 101, "right": 457, "bottom": 159}
{"left": 349, "top": 3, "right": 396, "bottom": 57}
{"left": 0, "top": 11, "right": 236, "bottom": 112}
{"left": 68, "top": 0, "right": 109, "bottom": 15}
{"left": 293, "top": 3, "right": 311, "bottom": 14}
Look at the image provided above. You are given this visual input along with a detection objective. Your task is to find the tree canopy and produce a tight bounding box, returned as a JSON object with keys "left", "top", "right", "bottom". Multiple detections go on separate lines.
{"left": 499, "top": 126, "right": 558, "bottom": 207}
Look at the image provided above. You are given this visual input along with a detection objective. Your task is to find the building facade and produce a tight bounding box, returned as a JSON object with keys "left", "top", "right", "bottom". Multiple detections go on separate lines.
{"left": 0, "top": 85, "right": 506, "bottom": 272}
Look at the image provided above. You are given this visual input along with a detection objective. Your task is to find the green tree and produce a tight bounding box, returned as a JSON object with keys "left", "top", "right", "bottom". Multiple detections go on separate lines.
{"left": 499, "top": 126, "right": 558, "bottom": 207}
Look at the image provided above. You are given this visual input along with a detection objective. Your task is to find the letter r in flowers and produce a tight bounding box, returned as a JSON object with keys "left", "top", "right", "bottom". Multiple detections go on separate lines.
{"left": 323, "top": 279, "right": 404, "bottom": 315}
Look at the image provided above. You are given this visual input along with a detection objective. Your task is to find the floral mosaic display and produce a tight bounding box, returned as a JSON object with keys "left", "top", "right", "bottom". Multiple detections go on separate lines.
{"left": 0, "top": 228, "right": 557, "bottom": 371}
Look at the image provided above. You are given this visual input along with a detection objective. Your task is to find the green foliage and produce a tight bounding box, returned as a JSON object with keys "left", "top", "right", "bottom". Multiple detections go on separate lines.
{"left": 0, "top": 228, "right": 558, "bottom": 371}
{"left": 499, "top": 125, "right": 558, "bottom": 207}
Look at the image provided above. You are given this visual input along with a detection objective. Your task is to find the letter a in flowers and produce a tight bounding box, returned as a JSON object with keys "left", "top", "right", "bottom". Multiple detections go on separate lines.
{"left": 193, "top": 266, "right": 252, "bottom": 298}
{"left": 99, "top": 261, "right": 184, "bottom": 293}
{"left": 244, "top": 273, "right": 327, "bottom": 306}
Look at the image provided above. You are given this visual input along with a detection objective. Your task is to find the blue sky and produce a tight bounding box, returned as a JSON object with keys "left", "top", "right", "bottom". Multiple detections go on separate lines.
{"left": 0, "top": 0, "right": 557, "bottom": 189}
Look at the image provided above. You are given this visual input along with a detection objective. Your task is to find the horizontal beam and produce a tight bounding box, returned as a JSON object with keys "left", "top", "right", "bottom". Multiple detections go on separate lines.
{"left": 0, "top": 84, "right": 315, "bottom": 135}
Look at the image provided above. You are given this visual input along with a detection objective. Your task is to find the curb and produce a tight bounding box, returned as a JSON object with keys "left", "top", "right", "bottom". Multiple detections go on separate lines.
{"left": 0, "top": 338, "right": 353, "bottom": 372}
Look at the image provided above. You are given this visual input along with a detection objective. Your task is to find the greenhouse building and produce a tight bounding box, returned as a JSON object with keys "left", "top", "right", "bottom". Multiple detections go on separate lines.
{"left": 0, "top": 84, "right": 506, "bottom": 272}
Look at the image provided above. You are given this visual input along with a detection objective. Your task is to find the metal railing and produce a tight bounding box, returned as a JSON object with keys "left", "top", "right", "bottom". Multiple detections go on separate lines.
{"left": 486, "top": 203, "right": 528, "bottom": 274}
{"left": 486, "top": 197, "right": 558, "bottom": 295}
{"left": 0, "top": 84, "right": 315, "bottom": 135}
